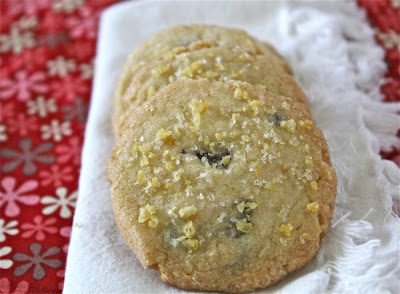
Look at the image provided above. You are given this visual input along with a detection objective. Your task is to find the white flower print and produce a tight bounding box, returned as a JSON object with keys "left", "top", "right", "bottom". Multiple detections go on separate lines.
{"left": 53, "top": 0, "right": 83, "bottom": 13}
{"left": 13, "top": 16, "right": 39, "bottom": 30}
{"left": 0, "top": 27, "right": 36, "bottom": 54}
{"left": 47, "top": 56, "right": 76, "bottom": 77}
{"left": 41, "top": 120, "right": 72, "bottom": 142}
{"left": 79, "top": 61, "right": 93, "bottom": 79}
{"left": 391, "top": 0, "right": 400, "bottom": 8}
{"left": 0, "top": 246, "right": 13, "bottom": 269}
{"left": 0, "top": 125, "right": 7, "bottom": 142}
{"left": 41, "top": 187, "right": 77, "bottom": 218}
{"left": 0, "top": 219, "right": 19, "bottom": 242}
{"left": 27, "top": 96, "right": 57, "bottom": 118}
{"left": 377, "top": 30, "right": 400, "bottom": 50}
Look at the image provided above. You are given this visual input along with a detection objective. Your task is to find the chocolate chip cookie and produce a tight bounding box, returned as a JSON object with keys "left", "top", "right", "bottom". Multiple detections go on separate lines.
{"left": 121, "top": 47, "right": 309, "bottom": 119}
{"left": 107, "top": 79, "right": 336, "bottom": 293}
{"left": 112, "top": 24, "right": 290, "bottom": 134}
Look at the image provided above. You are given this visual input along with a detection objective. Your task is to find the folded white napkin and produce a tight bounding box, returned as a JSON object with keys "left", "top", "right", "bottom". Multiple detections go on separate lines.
{"left": 63, "top": 1, "right": 400, "bottom": 293}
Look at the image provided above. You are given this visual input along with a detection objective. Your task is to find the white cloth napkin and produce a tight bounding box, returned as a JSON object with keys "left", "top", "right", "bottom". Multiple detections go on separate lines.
{"left": 63, "top": 1, "right": 400, "bottom": 293}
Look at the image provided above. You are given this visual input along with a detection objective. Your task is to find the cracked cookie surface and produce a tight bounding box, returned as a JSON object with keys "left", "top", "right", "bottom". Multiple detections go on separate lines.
{"left": 107, "top": 79, "right": 336, "bottom": 293}
{"left": 112, "top": 24, "right": 290, "bottom": 135}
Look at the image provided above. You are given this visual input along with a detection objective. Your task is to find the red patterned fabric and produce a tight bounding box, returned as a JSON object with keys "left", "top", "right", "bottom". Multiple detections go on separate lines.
{"left": 0, "top": 0, "right": 117, "bottom": 292}
{"left": 0, "top": 0, "right": 398, "bottom": 293}
{"left": 358, "top": 0, "right": 400, "bottom": 165}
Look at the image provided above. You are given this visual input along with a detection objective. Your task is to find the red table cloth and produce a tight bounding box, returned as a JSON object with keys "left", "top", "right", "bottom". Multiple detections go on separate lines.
{"left": 0, "top": 0, "right": 398, "bottom": 293}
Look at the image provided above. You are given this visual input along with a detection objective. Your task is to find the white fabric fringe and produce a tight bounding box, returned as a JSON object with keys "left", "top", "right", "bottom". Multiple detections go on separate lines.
{"left": 270, "top": 2, "right": 400, "bottom": 293}
{"left": 63, "top": 1, "right": 400, "bottom": 293}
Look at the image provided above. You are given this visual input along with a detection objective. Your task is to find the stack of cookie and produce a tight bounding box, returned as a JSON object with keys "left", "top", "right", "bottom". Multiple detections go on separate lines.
{"left": 107, "top": 25, "right": 337, "bottom": 293}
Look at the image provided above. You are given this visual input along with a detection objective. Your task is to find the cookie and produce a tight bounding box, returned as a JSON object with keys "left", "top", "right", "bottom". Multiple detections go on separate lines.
{"left": 121, "top": 47, "right": 309, "bottom": 117}
{"left": 107, "top": 79, "right": 337, "bottom": 293}
{"left": 112, "top": 24, "right": 290, "bottom": 134}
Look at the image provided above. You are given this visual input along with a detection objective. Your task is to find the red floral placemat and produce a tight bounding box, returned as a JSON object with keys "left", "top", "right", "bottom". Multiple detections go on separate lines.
{"left": 357, "top": 0, "right": 400, "bottom": 166}
{"left": 0, "top": 0, "right": 398, "bottom": 293}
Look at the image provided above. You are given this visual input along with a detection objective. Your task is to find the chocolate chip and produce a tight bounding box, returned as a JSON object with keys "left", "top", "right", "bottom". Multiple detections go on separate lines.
{"left": 195, "top": 149, "right": 230, "bottom": 168}
{"left": 272, "top": 112, "right": 284, "bottom": 126}
{"left": 182, "top": 147, "right": 231, "bottom": 169}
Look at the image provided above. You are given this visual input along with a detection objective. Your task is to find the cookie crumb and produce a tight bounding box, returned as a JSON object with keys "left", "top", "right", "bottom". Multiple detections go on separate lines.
{"left": 229, "top": 132, "right": 238, "bottom": 138}
{"left": 152, "top": 64, "right": 170, "bottom": 77}
{"left": 174, "top": 125, "right": 181, "bottom": 136}
{"left": 157, "top": 128, "right": 172, "bottom": 140}
{"left": 310, "top": 181, "right": 318, "bottom": 190}
{"left": 239, "top": 53, "right": 249, "bottom": 61}
{"left": 279, "top": 223, "right": 293, "bottom": 237}
{"left": 299, "top": 120, "right": 312, "bottom": 129}
{"left": 235, "top": 218, "right": 252, "bottom": 233}
{"left": 168, "top": 206, "right": 178, "bottom": 218}
{"left": 215, "top": 62, "right": 224, "bottom": 71}
{"left": 305, "top": 156, "right": 314, "bottom": 166}
{"left": 165, "top": 161, "right": 174, "bottom": 171}
{"left": 147, "top": 86, "right": 155, "bottom": 98}
{"left": 241, "top": 135, "right": 251, "bottom": 143}
{"left": 221, "top": 155, "right": 231, "bottom": 166}
{"left": 183, "top": 221, "right": 196, "bottom": 238}
{"left": 139, "top": 144, "right": 150, "bottom": 154}
{"left": 179, "top": 206, "right": 197, "bottom": 218}
{"left": 282, "top": 101, "right": 290, "bottom": 110}
{"left": 215, "top": 133, "right": 223, "bottom": 140}
{"left": 177, "top": 236, "right": 186, "bottom": 242}
{"left": 237, "top": 201, "right": 258, "bottom": 213}
{"left": 237, "top": 202, "right": 246, "bottom": 213}
{"left": 137, "top": 171, "right": 145, "bottom": 186}
{"left": 306, "top": 202, "right": 319, "bottom": 212}
{"left": 249, "top": 100, "right": 262, "bottom": 107}
{"left": 191, "top": 61, "right": 201, "bottom": 71}
{"left": 151, "top": 177, "right": 161, "bottom": 188}
{"left": 189, "top": 126, "right": 197, "bottom": 133}
{"left": 190, "top": 99, "right": 210, "bottom": 127}
{"left": 205, "top": 71, "right": 218, "bottom": 78}
{"left": 300, "top": 232, "right": 312, "bottom": 244}
{"left": 234, "top": 88, "right": 249, "bottom": 100}
{"left": 138, "top": 204, "right": 158, "bottom": 228}
{"left": 140, "top": 158, "right": 149, "bottom": 166}
{"left": 148, "top": 215, "right": 159, "bottom": 228}
{"left": 280, "top": 119, "right": 296, "bottom": 133}
{"left": 231, "top": 113, "right": 240, "bottom": 126}
{"left": 185, "top": 238, "right": 199, "bottom": 251}
{"left": 245, "top": 202, "right": 258, "bottom": 210}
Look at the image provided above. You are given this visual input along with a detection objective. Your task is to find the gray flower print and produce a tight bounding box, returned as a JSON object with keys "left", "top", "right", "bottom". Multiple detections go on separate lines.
{"left": 61, "top": 97, "right": 88, "bottom": 123}
{"left": 13, "top": 242, "right": 63, "bottom": 280}
{"left": 0, "top": 138, "right": 56, "bottom": 175}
